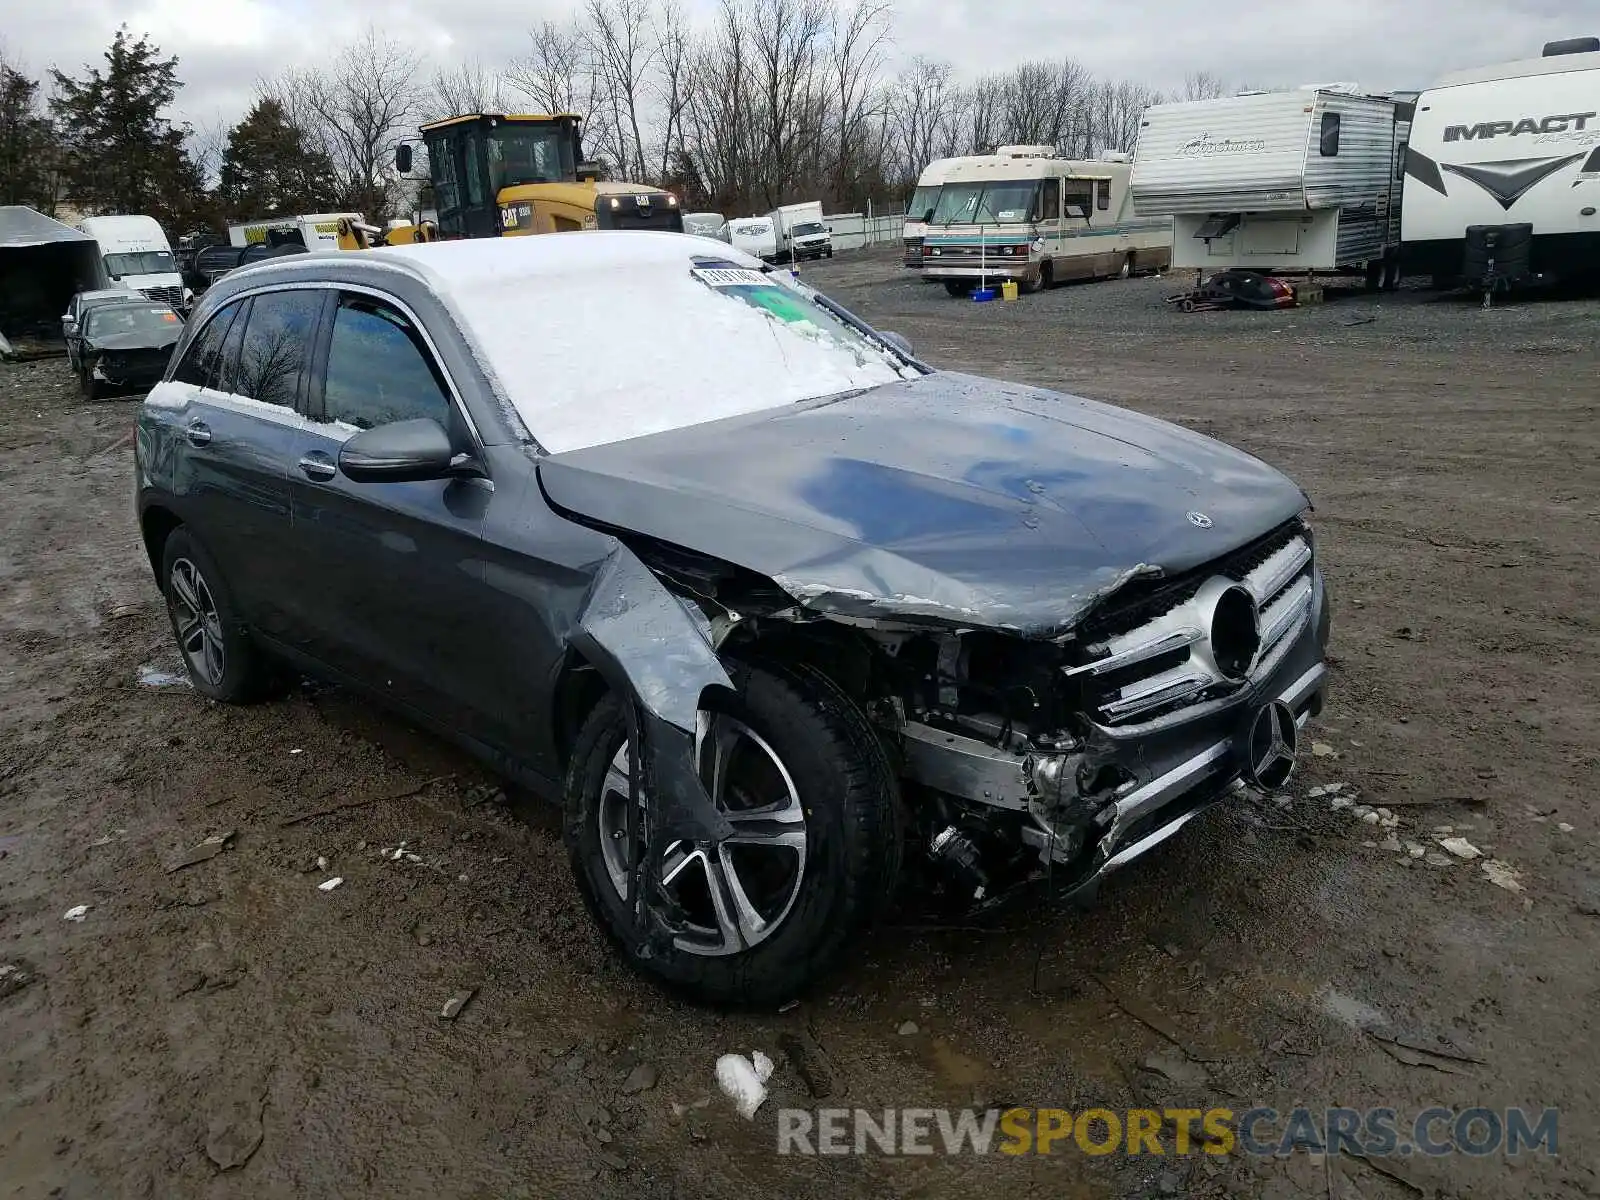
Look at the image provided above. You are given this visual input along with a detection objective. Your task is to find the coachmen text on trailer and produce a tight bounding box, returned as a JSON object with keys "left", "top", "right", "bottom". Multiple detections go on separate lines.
{"left": 1131, "top": 86, "right": 1412, "bottom": 287}
{"left": 1401, "top": 37, "right": 1600, "bottom": 292}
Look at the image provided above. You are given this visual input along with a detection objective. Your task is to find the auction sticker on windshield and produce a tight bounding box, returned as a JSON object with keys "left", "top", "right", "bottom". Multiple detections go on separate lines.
{"left": 692, "top": 267, "right": 814, "bottom": 325}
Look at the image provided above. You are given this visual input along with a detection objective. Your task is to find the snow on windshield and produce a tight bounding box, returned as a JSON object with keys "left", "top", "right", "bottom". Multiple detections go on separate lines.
{"left": 423, "top": 243, "right": 916, "bottom": 454}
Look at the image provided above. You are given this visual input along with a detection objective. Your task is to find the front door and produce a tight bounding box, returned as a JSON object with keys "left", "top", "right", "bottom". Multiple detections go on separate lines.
{"left": 286, "top": 290, "right": 502, "bottom": 740}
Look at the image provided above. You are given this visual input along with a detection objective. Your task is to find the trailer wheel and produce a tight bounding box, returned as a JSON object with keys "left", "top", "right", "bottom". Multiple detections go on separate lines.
{"left": 1363, "top": 259, "right": 1384, "bottom": 292}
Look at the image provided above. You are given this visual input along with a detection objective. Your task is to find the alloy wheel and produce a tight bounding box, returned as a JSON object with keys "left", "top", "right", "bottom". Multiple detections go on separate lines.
{"left": 168, "top": 557, "right": 225, "bottom": 687}
{"left": 598, "top": 713, "right": 808, "bottom": 957}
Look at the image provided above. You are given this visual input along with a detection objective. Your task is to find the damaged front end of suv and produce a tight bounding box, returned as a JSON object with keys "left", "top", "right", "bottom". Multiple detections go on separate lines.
{"left": 607, "top": 509, "right": 1328, "bottom": 916}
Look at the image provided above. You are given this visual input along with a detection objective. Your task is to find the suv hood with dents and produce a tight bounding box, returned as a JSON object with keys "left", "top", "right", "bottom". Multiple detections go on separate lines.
{"left": 536, "top": 373, "right": 1310, "bottom": 637}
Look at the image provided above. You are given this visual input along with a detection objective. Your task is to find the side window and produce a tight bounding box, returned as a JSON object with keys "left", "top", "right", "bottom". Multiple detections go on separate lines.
{"left": 1395, "top": 141, "right": 1407, "bottom": 179}
{"left": 234, "top": 290, "right": 324, "bottom": 410}
{"left": 1062, "top": 182, "right": 1093, "bottom": 219}
{"left": 1036, "top": 177, "right": 1060, "bottom": 221}
{"left": 1320, "top": 112, "right": 1341, "bottom": 157}
{"left": 171, "top": 301, "right": 243, "bottom": 388}
{"left": 1096, "top": 179, "right": 1111, "bottom": 211}
{"left": 321, "top": 296, "right": 454, "bottom": 432}
{"left": 461, "top": 128, "right": 486, "bottom": 207}
{"left": 215, "top": 298, "right": 251, "bottom": 395}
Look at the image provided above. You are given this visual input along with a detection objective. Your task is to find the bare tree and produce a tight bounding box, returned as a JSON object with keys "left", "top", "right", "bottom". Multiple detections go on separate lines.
{"left": 507, "top": 20, "right": 589, "bottom": 116}
{"left": 266, "top": 28, "right": 423, "bottom": 220}
{"left": 651, "top": 0, "right": 693, "bottom": 182}
{"left": 1182, "top": 70, "right": 1229, "bottom": 101}
{"left": 825, "top": 0, "right": 890, "bottom": 207}
{"left": 425, "top": 58, "right": 511, "bottom": 123}
{"left": 584, "top": 0, "right": 656, "bottom": 181}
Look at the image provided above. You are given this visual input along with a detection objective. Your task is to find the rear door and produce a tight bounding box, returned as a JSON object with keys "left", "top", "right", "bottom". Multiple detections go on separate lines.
{"left": 163, "top": 287, "right": 328, "bottom": 640}
{"left": 286, "top": 289, "right": 503, "bottom": 739}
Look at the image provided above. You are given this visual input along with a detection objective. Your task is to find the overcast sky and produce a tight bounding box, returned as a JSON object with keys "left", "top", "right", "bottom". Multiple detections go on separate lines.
{"left": 2, "top": 0, "right": 1587, "bottom": 132}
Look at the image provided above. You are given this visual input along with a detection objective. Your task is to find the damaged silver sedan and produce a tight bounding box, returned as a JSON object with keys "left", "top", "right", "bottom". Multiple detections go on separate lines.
{"left": 134, "top": 232, "right": 1328, "bottom": 1005}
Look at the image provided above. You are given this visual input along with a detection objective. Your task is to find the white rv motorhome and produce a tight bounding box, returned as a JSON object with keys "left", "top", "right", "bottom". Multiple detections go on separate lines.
{"left": 902, "top": 157, "right": 961, "bottom": 267}
{"left": 1131, "top": 88, "right": 1410, "bottom": 284}
{"left": 76, "top": 214, "right": 189, "bottom": 309}
{"left": 1401, "top": 38, "right": 1600, "bottom": 288}
{"left": 919, "top": 147, "right": 1171, "bottom": 296}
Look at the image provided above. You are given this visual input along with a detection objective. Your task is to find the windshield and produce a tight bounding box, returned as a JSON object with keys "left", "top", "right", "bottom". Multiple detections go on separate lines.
{"left": 104, "top": 250, "right": 176, "bottom": 277}
{"left": 452, "top": 257, "right": 920, "bottom": 454}
{"left": 907, "top": 184, "right": 941, "bottom": 220}
{"left": 86, "top": 305, "right": 180, "bottom": 337}
{"left": 793, "top": 221, "right": 825, "bottom": 236}
{"left": 930, "top": 180, "right": 1041, "bottom": 225}
{"left": 487, "top": 122, "right": 577, "bottom": 191}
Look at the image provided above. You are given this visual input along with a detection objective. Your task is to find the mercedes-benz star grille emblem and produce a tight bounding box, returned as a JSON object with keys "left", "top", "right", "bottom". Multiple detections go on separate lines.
{"left": 1244, "top": 700, "right": 1298, "bottom": 791}
{"left": 1186, "top": 510, "right": 1213, "bottom": 528}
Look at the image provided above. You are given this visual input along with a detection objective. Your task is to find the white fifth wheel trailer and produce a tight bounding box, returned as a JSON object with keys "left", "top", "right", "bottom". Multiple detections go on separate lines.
{"left": 1401, "top": 37, "right": 1600, "bottom": 290}
{"left": 919, "top": 147, "right": 1171, "bottom": 296}
{"left": 1131, "top": 87, "right": 1411, "bottom": 286}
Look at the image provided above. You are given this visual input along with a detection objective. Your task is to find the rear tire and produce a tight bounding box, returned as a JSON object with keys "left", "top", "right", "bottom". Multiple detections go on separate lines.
{"left": 159, "top": 527, "right": 272, "bottom": 704}
{"left": 1118, "top": 253, "right": 1134, "bottom": 280}
{"left": 564, "top": 658, "right": 900, "bottom": 1007}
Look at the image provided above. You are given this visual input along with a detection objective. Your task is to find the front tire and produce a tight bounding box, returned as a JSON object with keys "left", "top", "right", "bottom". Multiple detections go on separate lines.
{"left": 943, "top": 280, "right": 974, "bottom": 298}
{"left": 564, "top": 658, "right": 900, "bottom": 1006}
{"left": 160, "top": 527, "right": 271, "bottom": 703}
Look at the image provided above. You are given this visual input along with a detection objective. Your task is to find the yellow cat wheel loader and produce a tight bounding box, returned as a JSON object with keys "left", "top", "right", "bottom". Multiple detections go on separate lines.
{"left": 338, "top": 112, "right": 682, "bottom": 249}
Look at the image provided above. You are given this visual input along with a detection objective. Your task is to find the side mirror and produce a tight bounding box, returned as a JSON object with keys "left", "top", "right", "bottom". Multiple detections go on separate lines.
{"left": 880, "top": 331, "right": 913, "bottom": 357}
{"left": 394, "top": 143, "right": 414, "bottom": 175}
{"left": 339, "top": 418, "right": 463, "bottom": 483}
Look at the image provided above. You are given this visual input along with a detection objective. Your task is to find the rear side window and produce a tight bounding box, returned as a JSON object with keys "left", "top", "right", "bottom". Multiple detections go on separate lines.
{"left": 234, "top": 289, "right": 324, "bottom": 410}
{"left": 321, "top": 295, "right": 454, "bottom": 431}
{"left": 1320, "top": 112, "right": 1341, "bottom": 157}
{"left": 171, "top": 301, "right": 244, "bottom": 389}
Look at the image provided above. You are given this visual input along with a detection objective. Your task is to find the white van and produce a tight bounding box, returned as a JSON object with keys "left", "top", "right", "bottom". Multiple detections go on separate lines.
{"left": 77, "top": 215, "right": 189, "bottom": 309}
{"left": 728, "top": 217, "right": 779, "bottom": 262}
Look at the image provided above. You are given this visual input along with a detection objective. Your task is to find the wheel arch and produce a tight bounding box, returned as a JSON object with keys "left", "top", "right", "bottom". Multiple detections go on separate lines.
{"left": 140, "top": 504, "right": 183, "bottom": 584}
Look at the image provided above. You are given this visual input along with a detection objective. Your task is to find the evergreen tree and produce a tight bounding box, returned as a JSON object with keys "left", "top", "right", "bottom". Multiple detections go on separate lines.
{"left": 0, "top": 59, "right": 55, "bottom": 209}
{"left": 48, "top": 26, "right": 204, "bottom": 230}
{"left": 218, "top": 97, "right": 339, "bottom": 222}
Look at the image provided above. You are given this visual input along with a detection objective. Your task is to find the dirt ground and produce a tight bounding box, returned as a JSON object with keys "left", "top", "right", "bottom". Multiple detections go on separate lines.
{"left": 3, "top": 250, "right": 1598, "bottom": 1199}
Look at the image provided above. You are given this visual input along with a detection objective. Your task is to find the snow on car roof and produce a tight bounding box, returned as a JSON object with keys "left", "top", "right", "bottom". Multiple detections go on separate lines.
{"left": 379, "top": 232, "right": 913, "bottom": 454}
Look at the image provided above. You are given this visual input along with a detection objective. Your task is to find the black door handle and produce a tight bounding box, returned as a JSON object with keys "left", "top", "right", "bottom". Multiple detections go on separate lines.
{"left": 298, "top": 453, "right": 337, "bottom": 482}
{"left": 185, "top": 421, "right": 212, "bottom": 447}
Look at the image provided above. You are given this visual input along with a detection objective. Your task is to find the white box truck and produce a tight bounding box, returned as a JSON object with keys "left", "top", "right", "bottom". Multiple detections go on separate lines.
{"left": 769, "top": 201, "right": 831, "bottom": 261}
{"left": 227, "top": 213, "right": 361, "bottom": 252}
{"left": 76, "top": 214, "right": 189, "bottom": 309}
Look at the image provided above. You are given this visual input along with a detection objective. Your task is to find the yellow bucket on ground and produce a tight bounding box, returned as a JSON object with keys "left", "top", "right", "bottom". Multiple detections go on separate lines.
{"left": 1000, "top": 280, "right": 1019, "bottom": 301}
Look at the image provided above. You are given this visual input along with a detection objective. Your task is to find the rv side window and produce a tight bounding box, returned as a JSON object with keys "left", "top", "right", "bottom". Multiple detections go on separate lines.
{"left": 1062, "top": 182, "right": 1093, "bottom": 219}
{"left": 1395, "top": 142, "right": 1406, "bottom": 179}
{"left": 1036, "top": 178, "right": 1060, "bottom": 221}
{"left": 1320, "top": 112, "right": 1341, "bottom": 157}
{"left": 1096, "top": 180, "right": 1110, "bottom": 211}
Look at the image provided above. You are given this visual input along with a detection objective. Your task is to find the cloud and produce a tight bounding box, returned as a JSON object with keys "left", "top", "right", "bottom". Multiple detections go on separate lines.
{"left": 3, "top": 0, "right": 1587, "bottom": 129}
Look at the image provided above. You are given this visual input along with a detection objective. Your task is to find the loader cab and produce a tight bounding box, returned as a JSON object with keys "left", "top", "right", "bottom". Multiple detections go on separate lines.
{"left": 413, "top": 113, "right": 592, "bottom": 240}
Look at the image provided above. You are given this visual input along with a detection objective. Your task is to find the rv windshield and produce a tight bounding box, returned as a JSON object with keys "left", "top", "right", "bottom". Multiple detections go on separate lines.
{"left": 103, "top": 250, "right": 176, "bottom": 277}
{"left": 931, "top": 181, "right": 1040, "bottom": 225}
{"left": 907, "top": 184, "right": 941, "bottom": 219}
{"left": 487, "top": 122, "right": 577, "bottom": 191}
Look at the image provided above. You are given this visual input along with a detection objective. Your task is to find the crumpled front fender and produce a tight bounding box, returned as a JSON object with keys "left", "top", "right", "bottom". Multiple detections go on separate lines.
{"left": 566, "top": 543, "right": 735, "bottom": 942}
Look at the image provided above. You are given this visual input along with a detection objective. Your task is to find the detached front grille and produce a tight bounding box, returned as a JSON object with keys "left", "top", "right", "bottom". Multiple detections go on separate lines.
{"left": 140, "top": 286, "right": 183, "bottom": 307}
{"left": 1066, "top": 522, "right": 1315, "bottom": 729}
